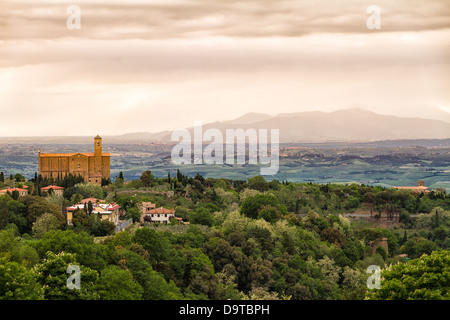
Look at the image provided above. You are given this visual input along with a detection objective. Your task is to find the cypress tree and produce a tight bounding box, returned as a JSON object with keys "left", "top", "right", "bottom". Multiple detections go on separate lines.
{"left": 0, "top": 199, "right": 8, "bottom": 229}
{"left": 87, "top": 201, "right": 93, "bottom": 215}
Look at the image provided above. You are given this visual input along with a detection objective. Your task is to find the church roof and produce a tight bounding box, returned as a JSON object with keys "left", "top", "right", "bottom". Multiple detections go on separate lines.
{"left": 39, "top": 152, "right": 110, "bottom": 157}
{"left": 394, "top": 186, "right": 429, "bottom": 192}
{"left": 94, "top": 135, "right": 102, "bottom": 139}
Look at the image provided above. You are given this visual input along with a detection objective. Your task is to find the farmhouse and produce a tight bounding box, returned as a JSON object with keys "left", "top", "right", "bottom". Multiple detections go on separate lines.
{"left": 140, "top": 202, "right": 181, "bottom": 224}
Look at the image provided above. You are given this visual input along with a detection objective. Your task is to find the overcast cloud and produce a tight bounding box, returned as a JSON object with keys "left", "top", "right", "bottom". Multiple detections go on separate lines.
{"left": 0, "top": 0, "right": 449, "bottom": 136}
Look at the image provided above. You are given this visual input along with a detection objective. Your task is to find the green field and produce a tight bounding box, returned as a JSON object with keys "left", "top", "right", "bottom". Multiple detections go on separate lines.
{"left": 1, "top": 141, "right": 449, "bottom": 192}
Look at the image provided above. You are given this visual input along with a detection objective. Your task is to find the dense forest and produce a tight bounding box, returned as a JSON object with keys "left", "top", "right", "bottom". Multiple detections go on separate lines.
{"left": 0, "top": 171, "right": 449, "bottom": 300}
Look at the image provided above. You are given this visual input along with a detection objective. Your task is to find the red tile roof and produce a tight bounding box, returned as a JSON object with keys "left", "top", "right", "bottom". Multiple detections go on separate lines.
{"left": 0, "top": 187, "right": 28, "bottom": 193}
{"left": 41, "top": 185, "right": 65, "bottom": 190}
{"left": 80, "top": 197, "right": 102, "bottom": 204}
{"left": 147, "top": 207, "right": 175, "bottom": 214}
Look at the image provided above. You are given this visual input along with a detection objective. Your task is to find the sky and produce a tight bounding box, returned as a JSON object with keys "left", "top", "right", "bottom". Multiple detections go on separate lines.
{"left": 0, "top": 0, "right": 449, "bottom": 137}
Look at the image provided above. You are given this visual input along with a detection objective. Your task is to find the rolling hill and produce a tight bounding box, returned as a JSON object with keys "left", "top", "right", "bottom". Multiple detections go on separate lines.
{"left": 116, "top": 108, "right": 450, "bottom": 143}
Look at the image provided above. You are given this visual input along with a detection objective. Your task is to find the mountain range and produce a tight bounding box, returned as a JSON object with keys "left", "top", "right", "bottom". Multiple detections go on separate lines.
{"left": 116, "top": 108, "right": 450, "bottom": 143}
{"left": 1, "top": 108, "right": 448, "bottom": 144}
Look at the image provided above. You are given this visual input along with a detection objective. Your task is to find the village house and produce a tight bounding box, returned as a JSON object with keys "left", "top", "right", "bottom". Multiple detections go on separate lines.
{"left": 0, "top": 187, "right": 28, "bottom": 198}
{"left": 66, "top": 199, "right": 120, "bottom": 226}
{"left": 41, "top": 185, "right": 65, "bottom": 197}
{"left": 140, "top": 202, "right": 181, "bottom": 224}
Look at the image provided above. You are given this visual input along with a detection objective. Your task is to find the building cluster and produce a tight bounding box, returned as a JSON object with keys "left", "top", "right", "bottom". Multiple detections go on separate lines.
{"left": 4, "top": 135, "right": 430, "bottom": 233}
{"left": 66, "top": 199, "right": 120, "bottom": 226}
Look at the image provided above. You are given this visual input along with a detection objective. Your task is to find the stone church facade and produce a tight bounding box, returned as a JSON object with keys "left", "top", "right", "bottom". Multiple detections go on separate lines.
{"left": 38, "top": 135, "right": 110, "bottom": 185}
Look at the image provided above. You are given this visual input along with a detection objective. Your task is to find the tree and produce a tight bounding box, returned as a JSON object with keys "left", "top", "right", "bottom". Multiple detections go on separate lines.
{"left": 375, "top": 246, "right": 387, "bottom": 260}
{"left": 366, "top": 250, "right": 450, "bottom": 300}
{"left": 320, "top": 228, "right": 346, "bottom": 248}
{"left": 247, "top": 176, "right": 269, "bottom": 192}
{"left": 11, "top": 190, "right": 20, "bottom": 200}
{"left": 101, "top": 178, "right": 111, "bottom": 187}
{"left": 33, "top": 251, "right": 99, "bottom": 300}
{"left": 317, "top": 255, "right": 341, "bottom": 286}
{"left": 124, "top": 207, "right": 141, "bottom": 223}
{"left": 132, "top": 227, "right": 170, "bottom": 266}
{"left": 257, "top": 205, "right": 281, "bottom": 223}
{"left": 0, "top": 197, "right": 9, "bottom": 230}
{"left": 88, "top": 214, "right": 115, "bottom": 237}
{"left": 341, "top": 266, "right": 366, "bottom": 300}
{"left": 240, "top": 194, "right": 280, "bottom": 219}
{"left": 98, "top": 266, "right": 143, "bottom": 300}
{"left": 243, "top": 286, "right": 280, "bottom": 300}
{"left": 32, "top": 213, "right": 62, "bottom": 238}
{"left": 113, "top": 231, "right": 132, "bottom": 248}
{"left": 70, "top": 193, "right": 83, "bottom": 204}
{"left": 0, "top": 229, "right": 38, "bottom": 266}
{"left": 117, "top": 250, "right": 183, "bottom": 300}
{"left": 6, "top": 199, "right": 27, "bottom": 234}
{"left": 194, "top": 172, "right": 205, "bottom": 184}
{"left": 87, "top": 201, "right": 93, "bottom": 214}
{"left": 0, "top": 258, "right": 44, "bottom": 300}
{"left": 14, "top": 173, "right": 25, "bottom": 182}
{"left": 189, "top": 207, "right": 215, "bottom": 226}
{"left": 25, "top": 196, "right": 65, "bottom": 233}
{"left": 140, "top": 170, "right": 154, "bottom": 187}
{"left": 33, "top": 230, "right": 108, "bottom": 271}
{"left": 403, "top": 237, "right": 438, "bottom": 259}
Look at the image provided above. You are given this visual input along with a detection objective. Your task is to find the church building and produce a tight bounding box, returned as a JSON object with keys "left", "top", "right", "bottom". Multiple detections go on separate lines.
{"left": 38, "top": 135, "right": 110, "bottom": 185}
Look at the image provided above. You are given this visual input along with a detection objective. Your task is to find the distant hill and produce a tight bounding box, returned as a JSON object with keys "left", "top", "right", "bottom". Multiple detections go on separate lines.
{"left": 119, "top": 108, "right": 450, "bottom": 143}
{"left": 1, "top": 108, "right": 449, "bottom": 144}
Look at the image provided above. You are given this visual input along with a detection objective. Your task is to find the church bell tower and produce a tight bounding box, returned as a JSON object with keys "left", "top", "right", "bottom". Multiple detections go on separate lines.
{"left": 94, "top": 135, "right": 102, "bottom": 176}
